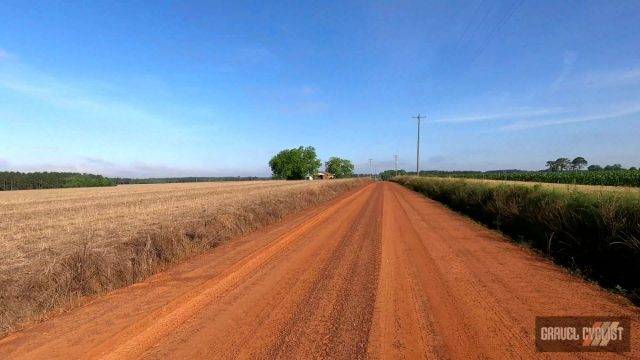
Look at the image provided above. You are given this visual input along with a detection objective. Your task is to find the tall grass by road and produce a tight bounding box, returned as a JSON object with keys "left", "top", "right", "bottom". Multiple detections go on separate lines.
{"left": 0, "top": 179, "right": 368, "bottom": 336}
{"left": 393, "top": 176, "right": 640, "bottom": 304}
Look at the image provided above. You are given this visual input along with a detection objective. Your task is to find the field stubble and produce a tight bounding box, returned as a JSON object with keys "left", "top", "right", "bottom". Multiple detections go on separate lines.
{"left": 0, "top": 179, "right": 367, "bottom": 336}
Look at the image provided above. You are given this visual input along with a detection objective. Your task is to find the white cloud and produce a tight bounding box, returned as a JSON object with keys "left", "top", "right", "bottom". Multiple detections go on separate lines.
{"left": 550, "top": 50, "right": 578, "bottom": 89}
{"left": 435, "top": 108, "right": 568, "bottom": 123}
{"left": 559, "top": 68, "right": 640, "bottom": 89}
{"left": 0, "top": 67, "right": 164, "bottom": 125}
{"left": 500, "top": 104, "right": 640, "bottom": 131}
{"left": 9, "top": 158, "right": 217, "bottom": 178}
{"left": 582, "top": 68, "right": 640, "bottom": 87}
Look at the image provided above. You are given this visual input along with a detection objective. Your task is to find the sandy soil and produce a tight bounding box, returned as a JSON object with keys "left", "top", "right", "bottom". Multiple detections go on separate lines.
{"left": 1, "top": 182, "right": 638, "bottom": 359}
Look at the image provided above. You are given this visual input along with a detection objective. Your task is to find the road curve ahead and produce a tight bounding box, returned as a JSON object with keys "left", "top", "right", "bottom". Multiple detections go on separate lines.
{"left": 1, "top": 182, "right": 638, "bottom": 359}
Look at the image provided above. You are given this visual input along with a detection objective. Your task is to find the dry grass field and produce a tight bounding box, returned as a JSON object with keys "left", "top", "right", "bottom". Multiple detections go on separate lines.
{"left": 0, "top": 179, "right": 367, "bottom": 335}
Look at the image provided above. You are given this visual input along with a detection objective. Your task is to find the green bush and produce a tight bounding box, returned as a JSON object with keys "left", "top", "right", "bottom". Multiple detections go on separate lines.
{"left": 393, "top": 176, "right": 640, "bottom": 304}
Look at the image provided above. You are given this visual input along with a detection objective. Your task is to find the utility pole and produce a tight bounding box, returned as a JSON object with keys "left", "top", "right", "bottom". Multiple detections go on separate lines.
{"left": 394, "top": 155, "right": 399, "bottom": 177}
{"left": 368, "top": 158, "right": 373, "bottom": 179}
{"left": 412, "top": 113, "right": 425, "bottom": 176}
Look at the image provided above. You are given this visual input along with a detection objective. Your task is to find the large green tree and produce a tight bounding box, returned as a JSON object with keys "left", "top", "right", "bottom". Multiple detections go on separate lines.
{"left": 325, "top": 157, "right": 354, "bottom": 178}
{"left": 571, "top": 157, "right": 588, "bottom": 170}
{"left": 555, "top": 158, "right": 572, "bottom": 171}
{"left": 546, "top": 158, "right": 573, "bottom": 172}
{"left": 546, "top": 160, "right": 559, "bottom": 172}
{"left": 269, "top": 146, "right": 322, "bottom": 180}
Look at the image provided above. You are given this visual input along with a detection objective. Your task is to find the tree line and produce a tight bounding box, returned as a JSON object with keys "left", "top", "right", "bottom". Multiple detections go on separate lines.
{"left": 0, "top": 172, "right": 115, "bottom": 191}
{"left": 114, "top": 176, "right": 267, "bottom": 184}
{"left": 269, "top": 146, "right": 355, "bottom": 180}
{"left": 545, "top": 157, "right": 637, "bottom": 172}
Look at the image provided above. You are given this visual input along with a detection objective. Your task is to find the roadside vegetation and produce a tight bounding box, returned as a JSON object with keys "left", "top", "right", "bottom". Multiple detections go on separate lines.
{"left": 393, "top": 176, "right": 640, "bottom": 305}
{"left": 0, "top": 179, "right": 367, "bottom": 336}
{"left": 0, "top": 172, "right": 115, "bottom": 191}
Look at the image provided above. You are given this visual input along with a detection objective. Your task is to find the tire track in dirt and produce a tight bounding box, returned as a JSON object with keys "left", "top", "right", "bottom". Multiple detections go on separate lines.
{"left": 92, "top": 185, "right": 376, "bottom": 360}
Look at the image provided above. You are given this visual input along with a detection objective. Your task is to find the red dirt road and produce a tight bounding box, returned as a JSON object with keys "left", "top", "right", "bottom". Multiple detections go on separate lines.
{"left": 1, "top": 182, "right": 638, "bottom": 359}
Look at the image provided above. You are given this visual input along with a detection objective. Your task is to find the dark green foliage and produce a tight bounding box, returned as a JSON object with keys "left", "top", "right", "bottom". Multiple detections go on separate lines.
{"left": 379, "top": 169, "right": 407, "bottom": 180}
{"left": 0, "top": 172, "right": 115, "bottom": 191}
{"left": 604, "top": 164, "right": 624, "bottom": 171}
{"left": 63, "top": 175, "right": 115, "bottom": 188}
{"left": 418, "top": 169, "right": 640, "bottom": 187}
{"left": 393, "top": 176, "right": 640, "bottom": 304}
{"left": 325, "top": 157, "right": 354, "bottom": 178}
{"left": 571, "top": 157, "right": 588, "bottom": 170}
{"left": 547, "top": 156, "right": 587, "bottom": 171}
{"left": 269, "top": 146, "right": 322, "bottom": 180}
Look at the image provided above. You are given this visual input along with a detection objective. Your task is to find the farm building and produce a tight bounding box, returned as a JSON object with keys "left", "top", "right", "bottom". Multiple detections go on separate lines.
{"left": 315, "top": 172, "right": 334, "bottom": 180}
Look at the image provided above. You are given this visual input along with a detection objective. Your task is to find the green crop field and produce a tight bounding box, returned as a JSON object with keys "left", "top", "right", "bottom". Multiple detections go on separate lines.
{"left": 418, "top": 170, "right": 640, "bottom": 187}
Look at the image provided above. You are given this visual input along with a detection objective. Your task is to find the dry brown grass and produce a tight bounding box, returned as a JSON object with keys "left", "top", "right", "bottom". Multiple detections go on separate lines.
{"left": 0, "top": 179, "right": 367, "bottom": 336}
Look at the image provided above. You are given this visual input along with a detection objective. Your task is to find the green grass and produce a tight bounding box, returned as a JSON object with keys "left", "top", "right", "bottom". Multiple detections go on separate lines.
{"left": 393, "top": 176, "right": 640, "bottom": 304}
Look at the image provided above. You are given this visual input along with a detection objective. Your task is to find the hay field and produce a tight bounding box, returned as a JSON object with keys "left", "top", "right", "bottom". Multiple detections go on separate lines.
{"left": 0, "top": 179, "right": 366, "bottom": 334}
{"left": 1, "top": 181, "right": 320, "bottom": 272}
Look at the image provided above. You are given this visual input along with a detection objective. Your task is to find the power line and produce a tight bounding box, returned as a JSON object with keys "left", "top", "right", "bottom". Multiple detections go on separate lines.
{"left": 471, "top": 0, "right": 524, "bottom": 63}
{"left": 462, "top": 0, "right": 496, "bottom": 52}
{"left": 454, "top": 0, "right": 486, "bottom": 52}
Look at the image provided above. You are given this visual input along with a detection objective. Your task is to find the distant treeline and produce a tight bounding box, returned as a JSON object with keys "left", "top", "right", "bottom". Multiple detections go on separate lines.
{"left": 113, "top": 176, "right": 269, "bottom": 184}
{"left": 0, "top": 172, "right": 115, "bottom": 191}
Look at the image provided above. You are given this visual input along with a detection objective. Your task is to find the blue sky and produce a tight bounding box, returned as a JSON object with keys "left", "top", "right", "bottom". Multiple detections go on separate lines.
{"left": 1, "top": 1, "right": 639, "bottom": 177}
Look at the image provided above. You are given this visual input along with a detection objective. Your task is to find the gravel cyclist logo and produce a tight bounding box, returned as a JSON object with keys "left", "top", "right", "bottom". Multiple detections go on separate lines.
{"left": 536, "top": 316, "right": 630, "bottom": 352}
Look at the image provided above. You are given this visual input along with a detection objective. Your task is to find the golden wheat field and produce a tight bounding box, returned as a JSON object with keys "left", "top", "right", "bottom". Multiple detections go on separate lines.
{"left": 0, "top": 179, "right": 366, "bottom": 334}
{"left": 0, "top": 180, "right": 330, "bottom": 272}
